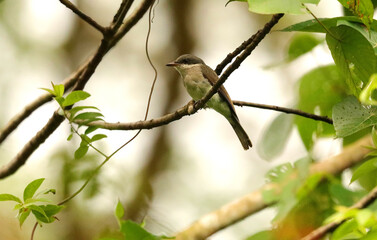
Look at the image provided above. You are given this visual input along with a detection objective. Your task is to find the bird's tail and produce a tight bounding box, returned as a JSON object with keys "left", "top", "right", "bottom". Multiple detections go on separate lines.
{"left": 229, "top": 119, "right": 252, "bottom": 150}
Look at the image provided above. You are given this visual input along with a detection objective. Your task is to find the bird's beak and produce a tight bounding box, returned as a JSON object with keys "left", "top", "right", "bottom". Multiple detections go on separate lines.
{"left": 166, "top": 61, "right": 178, "bottom": 67}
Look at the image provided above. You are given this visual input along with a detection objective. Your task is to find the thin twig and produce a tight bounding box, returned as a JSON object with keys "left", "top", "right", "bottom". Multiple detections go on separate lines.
{"left": 30, "top": 222, "right": 38, "bottom": 240}
{"left": 233, "top": 100, "right": 333, "bottom": 124}
{"left": 175, "top": 136, "right": 372, "bottom": 240}
{"left": 111, "top": 0, "right": 134, "bottom": 32}
{"left": 194, "top": 14, "right": 284, "bottom": 113}
{"left": 301, "top": 183, "right": 377, "bottom": 240}
{"left": 59, "top": 0, "right": 106, "bottom": 34}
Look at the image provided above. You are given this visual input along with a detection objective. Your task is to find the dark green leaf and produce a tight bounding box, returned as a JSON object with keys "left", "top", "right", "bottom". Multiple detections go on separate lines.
{"left": 69, "top": 106, "right": 100, "bottom": 118}
{"left": 74, "top": 145, "right": 89, "bottom": 159}
{"left": 333, "top": 96, "right": 377, "bottom": 137}
{"left": 23, "top": 178, "right": 45, "bottom": 201}
{"left": 120, "top": 220, "right": 172, "bottom": 240}
{"left": 295, "top": 65, "right": 347, "bottom": 149}
{"left": 31, "top": 204, "right": 63, "bottom": 223}
{"left": 0, "top": 193, "right": 22, "bottom": 203}
{"left": 91, "top": 134, "right": 107, "bottom": 142}
{"left": 257, "top": 113, "right": 293, "bottom": 161}
{"left": 62, "top": 91, "right": 91, "bottom": 107}
{"left": 351, "top": 157, "right": 377, "bottom": 183}
{"left": 326, "top": 25, "right": 377, "bottom": 95}
{"left": 85, "top": 126, "right": 99, "bottom": 135}
{"left": 329, "top": 183, "right": 363, "bottom": 206}
{"left": 29, "top": 205, "right": 49, "bottom": 222}
{"left": 287, "top": 33, "right": 322, "bottom": 61}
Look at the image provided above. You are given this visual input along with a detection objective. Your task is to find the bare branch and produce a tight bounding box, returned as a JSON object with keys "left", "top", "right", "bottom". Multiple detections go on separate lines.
{"left": 59, "top": 0, "right": 106, "bottom": 34}
{"left": 111, "top": 0, "right": 135, "bottom": 32}
{"left": 233, "top": 100, "right": 333, "bottom": 124}
{"left": 174, "top": 136, "right": 372, "bottom": 240}
{"left": 194, "top": 14, "right": 284, "bottom": 112}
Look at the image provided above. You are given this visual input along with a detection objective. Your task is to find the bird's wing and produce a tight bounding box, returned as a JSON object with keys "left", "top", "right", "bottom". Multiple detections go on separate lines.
{"left": 201, "top": 64, "right": 239, "bottom": 120}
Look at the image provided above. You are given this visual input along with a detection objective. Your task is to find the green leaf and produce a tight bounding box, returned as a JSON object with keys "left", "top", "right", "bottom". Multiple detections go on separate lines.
{"left": 372, "top": 126, "right": 377, "bottom": 147}
{"left": 31, "top": 204, "right": 63, "bottom": 223}
{"left": 74, "top": 145, "right": 89, "bottom": 159}
{"left": 332, "top": 96, "right": 377, "bottom": 137}
{"left": 246, "top": 0, "right": 319, "bottom": 14}
{"left": 69, "top": 106, "right": 100, "bottom": 117}
{"left": 62, "top": 91, "right": 91, "bottom": 107}
{"left": 355, "top": 209, "right": 373, "bottom": 227}
{"left": 0, "top": 193, "right": 22, "bottom": 203}
{"left": 360, "top": 74, "right": 377, "bottom": 105}
{"left": 52, "top": 84, "right": 64, "bottom": 98}
{"left": 29, "top": 205, "right": 49, "bottom": 222}
{"left": 326, "top": 25, "right": 377, "bottom": 95}
{"left": 73, "top": 112, "right": 104, "bottom": 121}
{"left": 85, "top": 126, "right": 99, "bottom": 135}
{"left": 338, "top": 0, "right": 373, "bottom": 28}
{"left": 115, "top": 200, "right": 124, "bottom": 220}
{"left": 329, "top": 183, "right": 363, "bottom": 206}
{"left": 265, "top": 163, "right": 294, "bottom": 183}
{"left": 281, "top": 16, "right": 375, "bottom": 33}
{"left": 257, "top": 113, "right": 293, "bottom": 160}
{"left": 67, "top": 133, "right": 73, "bottom": 141}
{"left": 351, "top": 157, "right": 377, "bottom": 183}
{"left": 91, "top": 134, "right": 107, "bottom": 142}
{"left": 120, "top": 220, "right": 172, "bottom": 240}
{"left": 287, "top": 33, "right": 322, "bottom": 61}
{"left": 295, "top": 65, "right": 347, "bottom": 149}
{"left": 245, "top": 230, "right": 275, "bottom": 240}
{"left": 18, "top": 209, "right": 31, "bottom": 227}
{"left": 40, "top": 88, "right": 56, "bottom": 96}
{"left": 23, "top": 178, "right": 45, "bottom": 201}
{"left": 332, "top": 219, "right": 363, "bottom": 240}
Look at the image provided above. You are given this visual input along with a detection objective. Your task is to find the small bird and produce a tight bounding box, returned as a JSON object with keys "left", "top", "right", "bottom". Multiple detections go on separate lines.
{"left": 166, "top": 54, "right": 252, "bottom": 150}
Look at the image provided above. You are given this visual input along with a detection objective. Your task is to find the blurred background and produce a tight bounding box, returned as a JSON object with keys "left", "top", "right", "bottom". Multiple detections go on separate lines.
{"left": 0, "top": 0, "right": 343, "bottom": 239}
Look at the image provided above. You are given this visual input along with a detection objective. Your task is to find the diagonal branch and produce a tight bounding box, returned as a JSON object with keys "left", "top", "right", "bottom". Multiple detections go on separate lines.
{"left": 0, "top": 0, "right": 155, "bottom": 179}
{"left": 194, "top": 14, "right": 284, "bottom": 112}
{"left": 301, "top": 182, "right": 377, "bottom": 240}
{"left": 59, "top": 0, "right": 106, "bottom": 34}
{"left": 174, "top": 135, "right": 372, "bottom": 240}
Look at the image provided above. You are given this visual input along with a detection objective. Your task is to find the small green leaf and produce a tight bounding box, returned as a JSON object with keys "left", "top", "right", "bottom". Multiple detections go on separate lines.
{"left": 0, "top": 193, "right": 22, "bottom": 203}
{"left": 23, "top": 178, "right": 45, "bottom": 201}
{"left": 245, "top": 230, "right": 275, "bottom": 240}
{"left": 287, "top": 33, "right": 322, "bottom": 61}
{"left": 355, "top": 209, "right": 373, "bottom": 227}
{"left": 74, "top": 145, "right": 89, "bottom": 159}
{"left": 91, "top": 134, "right": 107, "bottom": 142}
{"left": 333, "top": 96, "right": 377, "bottom": 138}
{"left": 258, "top": 113, "right": 293, "bottom": 161}
{"left": 351, "top": 157, "right": 377, "bottom": 183}
{"left": 29, "top": 205, "right": 49, "bottom": 222}
{"left": 265, "top": 163, "right": 294, "bottom": 183}
{"left": 67, "top": 133, "right": 73, "bottom": 141}
{"left": 115, "top": 200, "right": 124, "bottom": 220}
{"left": 55, "top": 96, "right": 65, "bottom": 107}
{"left": 52, "top": 84, "right": 64, "bottom": 98}
{"left": 40, "top": 88, "right": 56, "bottom": 96}
{"left": 360, "top": 74, "right": 377, "bottom": 105}
{"left": 338, "top": 0, "right": 373, "bottom": 28}
{"left": 69, "top": 106, "right": 100, "bottom": 118}
{"left": 120, "top": 220, "right": 172, "bottom": 240}
{"left": 18, "top": 209, "right": 31, "bottom": 227}
{"left": 246, "top": 0, "right": 319, "bottom": 15}
{"left": 62, "top": 91, "right": 91, "bottom": 107}
{"left": 73, "top": 112, "right": 104, "bottom": 121}
{"left": 332, "top": 218, "right": 363, "bottom": 240}
{"left": 85, "top": 126, "right": 99, "bottom": 135}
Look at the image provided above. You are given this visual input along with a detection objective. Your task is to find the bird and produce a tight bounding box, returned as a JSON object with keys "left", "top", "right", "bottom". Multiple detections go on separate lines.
{"left": 166, "top": 54, "right": 252, "bottom": 150}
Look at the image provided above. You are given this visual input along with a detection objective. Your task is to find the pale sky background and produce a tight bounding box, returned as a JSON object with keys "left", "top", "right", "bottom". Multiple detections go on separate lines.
{"left": 0, "top": 0, "right": 345, "bottom": 239}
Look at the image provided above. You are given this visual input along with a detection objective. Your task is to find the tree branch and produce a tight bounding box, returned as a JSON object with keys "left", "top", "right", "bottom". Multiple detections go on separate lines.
{"left": 59, "top": 0, "right": 106, "bottom": 34}
{"left": 0, "top": 0, "right": 155, "bottom": 179}
{"left": 233, "top": 100, "right": 333, "bottom": 124}
{"left": 174, "top": 136, "right": 372, "bottom": 240}
{"left": 194, "top": 14, "right": 284, "bottom": 112}
{"left": 0, "top": 111, "right": 65, "bottom": 178}
{"left": 301, "top": 181, "right": 377, "bottom": 240}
